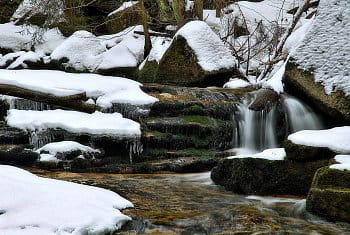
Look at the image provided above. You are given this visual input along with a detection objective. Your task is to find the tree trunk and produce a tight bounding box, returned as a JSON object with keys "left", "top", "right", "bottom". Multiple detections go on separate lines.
{"left": 0, "top": 84, "right": 96, "bottom": 113}
{"left": 215, "top": 0, "right": 222, "bottom": 18}
{"left": 172, "top": 0, "right": 185, "bottom": 26}
{"left": 140, "top": 0, "right": 152, "bottom": 58}
{"left": 194, "top": 0, "right": 203, "bottom": 20}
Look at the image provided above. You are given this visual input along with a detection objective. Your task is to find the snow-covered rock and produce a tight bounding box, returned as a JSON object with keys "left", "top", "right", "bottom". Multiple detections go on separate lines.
{"left": 51, "top": 31, "right": 106, "bottom": 72}
{"left": 156, "top": 21, "right": 238, "bottom": 86}
{"left": 98, "top": 44, "right": 138, "bottom": 70}
{"left": 0, "top": 69, "right": 158, "bottom": 108}
{"left": 6, "top": 110, "right": 141, "bottom": 137}
{"left": 330, "top": 155, "right": 350, "bottom": 171}
{"left": 288, "top": 126, "right": 350, "bottom": 153}
{"left": 223, "top": 78, "right": 251, "bottom": 89}
{"left": 0, "top": 165, "right": 132, "bottom": 234}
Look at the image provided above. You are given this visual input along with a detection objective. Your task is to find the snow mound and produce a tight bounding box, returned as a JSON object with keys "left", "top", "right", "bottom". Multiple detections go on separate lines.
{"left": 0, "top": 69, "right": 158, "bottom": 108}
{"left": 51, "top": 31, "right": 106, "bottom": 72}
{"left": 292, "top": 0, "right": 350, "bottom": 96}
{"left": 98, "top": 44, "right": 138, "bottom": 70}
{"left": 288, "top": 126, "right": 350, "bottom": 153}
{"left": 0, "top": 165, "right": 132, "bottom": 234}
{"left": 330, "top": 155, "right": 350, "bottom": 171}
{"left": 175, "top": 21, "right": 237, "bottom": 72}
{"left": 37, "top": 141, "right": 100, "bottom": 155}
{"left": 6, "top": 110, "right": 141, "bottom": 137}
{"left": 228, "top": 148, "right": 286, "bottom": 161}
{"left": 224, "top": 78, "right": 251, "bottom": 89}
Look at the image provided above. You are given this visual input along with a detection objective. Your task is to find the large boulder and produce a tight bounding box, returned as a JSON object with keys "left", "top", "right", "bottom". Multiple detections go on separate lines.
{"left": 284, "top": 0, "right": 350, "bottom": 124}
{"left": 155, "top": 21, "right": 239, "bottom": 87}
{"left": 307, "top": 166, "right": 350, "bottom": 222}
{"left": 211, "top": 157, "right": 329, "bottom": 196}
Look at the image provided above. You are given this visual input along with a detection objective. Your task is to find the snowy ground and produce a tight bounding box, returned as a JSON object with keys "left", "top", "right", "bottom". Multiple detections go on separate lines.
{"left": 288, "top": 127, "right": 350, "bottom": 153}
{"left": 0, "top": 69, "right": 158, "bottom": 108}
{"left": 0, "top": 165, "right": 133, "bottom": 235}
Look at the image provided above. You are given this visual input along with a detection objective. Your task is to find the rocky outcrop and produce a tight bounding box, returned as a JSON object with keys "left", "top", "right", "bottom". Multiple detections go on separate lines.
{"left": 307, "top": 167, "right": 350, "bottom": 222}
{"left": 211, "top": 158, "right": 329, "bottom": 196}
{"left": 0, "top": 145, "right": 38, "bottom": 166}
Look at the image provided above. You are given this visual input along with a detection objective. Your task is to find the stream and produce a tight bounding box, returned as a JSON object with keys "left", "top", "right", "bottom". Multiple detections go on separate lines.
{"left": 32, "top": 169, "right": 350, "bottom": 235}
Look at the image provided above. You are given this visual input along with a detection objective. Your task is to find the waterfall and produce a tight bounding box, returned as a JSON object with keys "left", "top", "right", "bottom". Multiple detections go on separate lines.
{"left": 283, "top": 95, "right": 323, "bottom": 133}
{"left": 234, "top": 94, "right": 323, "bottom": 153}
{"left": 236, "top": 99, "right": 277, "bottom": 153}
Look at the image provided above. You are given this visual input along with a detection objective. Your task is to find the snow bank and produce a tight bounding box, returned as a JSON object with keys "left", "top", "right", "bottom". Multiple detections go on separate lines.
{"left": 288, "top": 127, "right": 350, "bottom": 153}
{"left": 330, "top": 155, "right": 350, "bottom": 171}
{"left": 108, "top": 1, "right": 138, "bottom": 17}
{"left": 228, "top": 148, "right": 286, "bottom": 161}
{"left": 0, "top": 69, "right": 158, "bottom": 107}
{"left": 51, "top": 31, "right": 106, "bottom": 72}
{"left": 6, "top": 110, "right": 141, "bottom": 137}
{"left": 223, "top": 78, "right": 251, "bottom": 89}
{"left": 175, "top": 21, "right": 237, "bottom": 72}
{"left": 292, "top": 0, "right": 350, "bottom": 96}
{"left": 0, "top": 165, "right": 132, "bottom": 234}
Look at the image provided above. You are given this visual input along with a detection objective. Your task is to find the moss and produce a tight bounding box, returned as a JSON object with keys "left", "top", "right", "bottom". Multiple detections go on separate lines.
{"left": 310, "top": 166, "right": 350, "bottom": 191}
{"left": 284, "top": 60, "right": 350, "bottom": 124}
{"left": 181, "top": 115, "right": 211, "bottom": 125}
{"left": 137, "top": 60, "right": 159, "bottom": 83}
{"left": 284, "top": 140, "right": 337, "bottom": 162}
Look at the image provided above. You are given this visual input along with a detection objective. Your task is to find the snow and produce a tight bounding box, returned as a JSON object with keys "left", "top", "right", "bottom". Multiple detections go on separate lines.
{"left": 223, "top": 78, "right": 251, "bottom": 89}
{"left": 175, "top": 21, "right": 237, "bottom": 72}
{"left": 262, "top": 61, "right": 286, "bottom": 94}
{"left": 292, "top": 0, "right": 350, "bottom": 96}
{"left": 139, "top": 37, "right": 171, "bottom": 70}
{"left": 37, "top": 141, "right": 100, "bottom": 155}
{"left": 228, "top": 148, "right": 286, "bottom": 161}
{"left": 284, "top": 18, "right": 314, "bottom": 54}
{"left": 51, "top": 31, "right": 106, "bottom": 72}
{"left": 0, "top": 51, "right": 26, "bottom": 68}
{"left": 7, "top": 51, "right": 41, "bottom": 69}
{"left": 0, "top": 69, "right": 158, "bottom": 108}
{"left": 108, "top": 1, "right": 138, "bottom": 17}
{"left": 330, "top": 155, "right": 350, "bottom": 171}
{"left": 0, "top": 165, "right": 132, "bottom": 234}
{"left": 0, "top": 23, "right": 65, "bottom": 54}
{"left": 288, "top": 126, "right": 350, "bottom": 153}
{"left": 98, "top": 44, "right": 138, "bottom": 70}
{"left": 6, "top": 110, "right": 141, "bottom": 137}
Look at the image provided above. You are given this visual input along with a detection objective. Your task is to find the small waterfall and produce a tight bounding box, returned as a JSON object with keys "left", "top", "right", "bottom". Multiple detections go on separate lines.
{"left": 283, "top": 95, "right": 323, "bottom": 133}
{"left": 236, "top": 99, "right": 277, "bottom": 153}
{"left": 128, "top": 140, "right": 143, "bottom": 164}
{"left": 234, "top": 93, "right": 323, "bottom": 153}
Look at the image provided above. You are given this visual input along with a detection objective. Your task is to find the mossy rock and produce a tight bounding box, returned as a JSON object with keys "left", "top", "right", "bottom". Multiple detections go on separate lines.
{"left": 307, "top": 167, "right": 350, "bottom": 222}
{"left": 0, "top": 145, "right": 39, "bottom": 166}
{"left": 137, "top": 60, "right": 159, "bottom": 83}
{"left": 284, "top": 60, "right": 350, "bottom": 124}
{"left": 156, "top": 35, "right": 238, "bottom": 87}
{"left": 211, "top": 158, "right": 329, "bottom": 196}
{"left": 284, "top": 140, "right": 337, "bottom": 162}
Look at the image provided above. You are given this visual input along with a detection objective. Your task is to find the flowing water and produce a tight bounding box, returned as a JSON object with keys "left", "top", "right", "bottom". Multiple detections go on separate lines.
{"left": 234, "top": 94, "right": 323, "bottom": 153}
{"left": 32, "top": 169, "right": 350, "bottom": 234}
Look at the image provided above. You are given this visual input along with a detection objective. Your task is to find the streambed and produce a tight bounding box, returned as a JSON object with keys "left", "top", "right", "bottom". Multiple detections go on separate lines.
{"left": 31, "top": 169, "right": 350, "bottom": 234}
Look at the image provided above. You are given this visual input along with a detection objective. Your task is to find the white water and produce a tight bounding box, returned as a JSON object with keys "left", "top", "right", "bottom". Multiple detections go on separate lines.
{"left": 283, "top": 95, "right": 323, "bottom": 133}
{"left": 236, "top": 99, "right": 277, "bottom": 153}
{"left": 235, "top": 94, "right": 323, "bottom": 153}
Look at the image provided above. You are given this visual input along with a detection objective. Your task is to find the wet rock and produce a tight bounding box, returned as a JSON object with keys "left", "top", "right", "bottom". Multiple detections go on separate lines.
{"left": 0, "top": 100, "right": 9, "bottom": 121}
{"left": 248, "top": 89, "right": 280, "bottom": 112}
{"left": 0, "top": 0, "right": 21, "bottom": 23}
{"left": 307, "top": 167, "right": 350, "bottom": 222}
{"left": 211, "top": 158, "right": 329, "bottom": 196}
{"left": 284, "top": 60, "right": 350, "bottom": 124}
{"left": 284, "top": 140, "right": 337, "bottom": 162}
{"left": 0, "top": 121, "right": 29, "bottom": 145}
{"left": 0, "top": 145, "right": 38, "bottom": 166}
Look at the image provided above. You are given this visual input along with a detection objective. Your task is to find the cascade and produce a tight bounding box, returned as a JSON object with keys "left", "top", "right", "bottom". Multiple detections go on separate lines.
{"left": 283, "top": 95, "right": 323, "bottom": 133}
{"left": 234, "top": 94, "right": 323, "bottom": 153}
